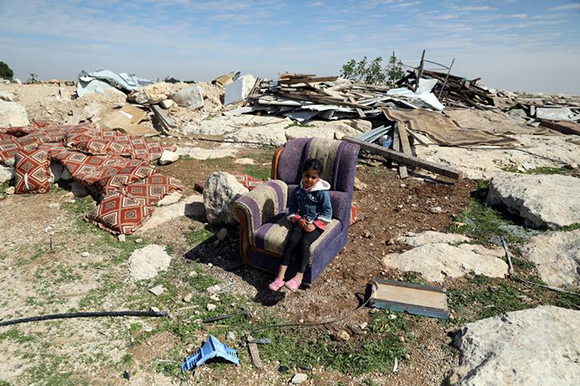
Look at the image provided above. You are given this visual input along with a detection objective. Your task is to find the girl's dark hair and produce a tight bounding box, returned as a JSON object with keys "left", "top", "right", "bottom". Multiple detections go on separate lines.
{"left": 302, "top": 158, "right": 323, "bottom": 174}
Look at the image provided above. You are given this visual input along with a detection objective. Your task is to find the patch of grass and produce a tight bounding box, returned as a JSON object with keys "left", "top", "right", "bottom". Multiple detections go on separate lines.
{"left": 559, "top": 223, "right": 580, "bottom": 232}
{"left": 0, "top": 328, "right": 36, "bottom": 343}
{"left": 0, "top": 181, "right": 10, "bottom": 195}
{"left": 448, "top": 198, "right": 525, "bottom": 245}
{"left": 185, "top": 226, "right": 215, "bottom": 245}
{"left": 25, "top": 354, "right": 79, "bottom": 386}
{"left": 61, "top": 196, "right": 95, "bottom": 215}
{"left": 243, "top": 165, "right": 270, "bottom": 180}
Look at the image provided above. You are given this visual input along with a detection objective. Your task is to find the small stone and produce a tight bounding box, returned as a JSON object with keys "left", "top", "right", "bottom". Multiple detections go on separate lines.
{"left": 354, "top": 177, "right": 367, "bottom": 191}
{"left": 47, "top": 203, "right": 60, "bottom": 209}
{"left": 81, "top": 251, "right": 90, "bottom": 258}
{"left": 135, "top": 238, "right": 143, "bottom": 243}
{"left": 225, "top": 331, "right": 236, "bottom": 341}
{"left": 299, "top": 319, "right": 304, "bottom": 323}
{"left": 206, "top": 303, "right": 217, "bottom": 312}
{"left": 118, "top": 234, "right": 126, "bottom": 242}
{"left": 429, "top": 206, "right": 442, "bottom": 214}
{"left": 206, "top": 285, "right": 221, "bottom": 295}
{"left": 398, "top": 336, "right": 405, "bottom": 343}
{"left": 291, "top": 373, "right": 308, "bottom": 384}
{"left": 395, "top": 204, "right": 404, "bottom": 212}
{"left": 360, "top": 322, "right": 368, "bottom": 330}
{"left": 388, "top": 314, "right": 397, "bottom": 320}
{"left": 400, "top": 183, "right": 407, "bottom": 188}
{"left": 386, "top": 238, "right": 395, "bottom": 246}
{"left": 123, "top": 370, "right": 131, "bottom": 381}
{"left": 210, "top": 294, "right": 220, "bottom": 302}
{"left": 150, "top": 306, "right": 161, "bottom": 313}
{"left": 363, "top": 231, "right": 372, "bottom": 239}
{"left": 216, "top": 228, "right": 228, "bottom": 241}
{"left": 447, "top": 372, "right": 460, "bottom": 385}
{"left": 213, "top": 239, "right": 220, "bottom": 246}
{"left": 208, "top": 263, "right": 213, "bottom": 267}
{"left": 188, "top": 271, "right": 198, "bottom": 277}
{"left": 405, "top": 353, "right": 411, "bottom": 360}
{"left": 183, "top": 293, "right": 193, "bottom": 303}
{"left": 159, "top": 150, "right": 179, "bottom": 166}
{"left": 565, "top": 162, "right": 578, "bottom": 170}
{"left": 160, "top": 99, "right": 174, "bottom": 109}
{"left": 149, "top": 285, "right": 165, "bottom": 296}
{"left": 336, "top": 330, "right": 350, "bottom": 342}
{"left": 156, "top": 191, "right": 182, "bottom": 206}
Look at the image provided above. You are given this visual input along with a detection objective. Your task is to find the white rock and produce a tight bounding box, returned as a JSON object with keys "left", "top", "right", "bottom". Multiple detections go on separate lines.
{"left": 354, "top": 177, "right": 367, "bottom": 191}
{"left": 118, "top": 234, "right": 126, "bottom": 242}
{"left": 285, "top": 125, "right": 335, "bottom": 141}
{"left": 158, "top": 150, "right": 179, "bottom": 165}
{"left": 5, "top": 186, "right": 15, "bottom": 195}
{"left": 216, "top": 228, "right": 228, "bottom": 241}
{"left": 449, "top": 306, "right": 580, "bottom": 386}
{"left": 203, "top": 172, "right": 248, "bottom": 225}
{"left": 429, "top": 206, "right": 442, "bottom": 214}
{"left": 149, "top": 285, "right": 165, "bottom": 296}
{"left": 206, "top": 285, "right": 221, "bottom": 295}
{"left": 521, "top": 229, "right": 580, "bottom": 289}
{"left": 0, "top": 101, "right": 29, "bottom": 127}
{"left": 0, "top": 91, "right": 14, "bottom": 102}
{"left": 128, "top": 244, "right": 172, "bottom": 281}
{"left": 156, "top": 191, "right": 182, "bottom": 206}
{"left": 159, "top": 99, "right": 174, "bottom": 109}
{"left": 81, "top": 251, "right": 90, "bottom": 257}
{"left": 225, "top": 331, "right": 236, "bottom": 341}
{"left": 226, "top": 125, "right": 287, "bottom": 147}
{"left": 397, "top": 231, "right": 472, "bottom": 247}
{"left": 487, "top": 173, "right": 580, "bottom": 228}
{"left": 343, "top": 119, "right": 372, "bottom": 133}
{"left": 206, "top": 303, "right": 217, "bottom": 312}
{"left": 47, "top": 203, "right": 60, "bottom": 209}
{"left": 176, "top": 145, "right": 238, "bottom": 160}
{"left": 382, "top": 243, "right": 508, "bottom": 282}
{"left": 291, "top": 373, "right": 308, "bottom": 384}
{"left": 0, "top": 165, "right": 14, "bottom": 184}
{"left": 13, "top": 78, "right": 22, "bottom": 85}
{"left": 170, "top": 84, "right": 204, "bottom": 110}
{"left": 128, "top": 82, "right": 174, "bottom": 105}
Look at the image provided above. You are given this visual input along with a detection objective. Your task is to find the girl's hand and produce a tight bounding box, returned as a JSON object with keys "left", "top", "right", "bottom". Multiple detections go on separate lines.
{"left": 304, "top": 223, "right": 316, "bottom": 232}
{"left": 297, "top": 219, "right": 307, "bottom": 228}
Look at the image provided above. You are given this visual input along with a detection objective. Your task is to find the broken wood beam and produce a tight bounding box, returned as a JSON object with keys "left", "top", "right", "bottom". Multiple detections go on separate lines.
{"left": 397, "top": 122, "right": 413, "bottom": 179}
{"left": 247, "top": 335, "right": 263, "bottom": 369}
{"left": 344, "top": 136, "right": 464, "bottom": 180}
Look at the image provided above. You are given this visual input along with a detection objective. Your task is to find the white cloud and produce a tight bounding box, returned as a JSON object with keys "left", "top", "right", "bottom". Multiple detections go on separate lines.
{"left": 549, "top": 3, "right": 580, "bottom": 11}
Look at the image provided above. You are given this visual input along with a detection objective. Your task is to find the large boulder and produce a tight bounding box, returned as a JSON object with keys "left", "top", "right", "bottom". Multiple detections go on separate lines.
{"left": 487, "top": 173, "right": 580, "bottom": 228}
{"left": 203, "top": 172, "right": 248, "bottom": 225}
{"left": 447, "top": 306, "right": 580, "bottom": 386}
{"left": 521, "top": 229, "right": 580, "bottom": 289}
{"left": 382, "top": 242, "right": 508, "bottom": 283}
{"left": 225, "top": 126, "right": 287, "bottom": 147}
{"left": 397, "top": 231, "right": 472, "bottom": 247}
{"left": 0, "top": 101, "right": 29, "bottom": 127}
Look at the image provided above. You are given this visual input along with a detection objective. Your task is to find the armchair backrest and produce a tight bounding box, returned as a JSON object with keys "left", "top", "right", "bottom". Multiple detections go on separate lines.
{"left": 272, "top": 138, "right": 360, "bottom": 193}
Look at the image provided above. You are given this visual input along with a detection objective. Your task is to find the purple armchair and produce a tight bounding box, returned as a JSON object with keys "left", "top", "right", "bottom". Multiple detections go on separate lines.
{"left": 232, "top": 137, "right": 360, "bottom": 285}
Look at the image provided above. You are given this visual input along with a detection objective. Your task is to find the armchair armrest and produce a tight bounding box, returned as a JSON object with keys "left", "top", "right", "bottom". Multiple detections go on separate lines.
{"left": 328, "top": 191, "right": 350, "bottom": 230}
{"left": 232, "top": 180, "right": 288, "bottom": 238}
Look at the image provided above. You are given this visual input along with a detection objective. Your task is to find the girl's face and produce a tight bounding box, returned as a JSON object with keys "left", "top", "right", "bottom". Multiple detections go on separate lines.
{"left": 302, "top": 168, "right": 319, "bottom": 189}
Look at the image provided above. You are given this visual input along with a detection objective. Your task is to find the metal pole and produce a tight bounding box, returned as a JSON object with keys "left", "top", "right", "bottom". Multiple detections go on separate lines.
{"left": 437, "top": 57, "right": 455, "bottom": 100}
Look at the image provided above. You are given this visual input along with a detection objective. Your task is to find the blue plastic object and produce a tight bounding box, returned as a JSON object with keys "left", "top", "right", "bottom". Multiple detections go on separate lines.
{"left": 181, "top": 335, "right": 239, "bottom": 371}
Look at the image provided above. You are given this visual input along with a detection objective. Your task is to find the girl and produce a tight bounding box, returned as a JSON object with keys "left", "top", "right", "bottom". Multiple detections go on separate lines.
{"left": 269, "top": 158, "right": 332, "bottom": 291}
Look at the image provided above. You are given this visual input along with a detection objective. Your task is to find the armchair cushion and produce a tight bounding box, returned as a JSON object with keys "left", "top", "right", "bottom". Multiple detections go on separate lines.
{"left": 232, "top": 180, "right": 288, "bottom": 239}
{"left": 254, "top": 214, "right": 342, "bottom": 264}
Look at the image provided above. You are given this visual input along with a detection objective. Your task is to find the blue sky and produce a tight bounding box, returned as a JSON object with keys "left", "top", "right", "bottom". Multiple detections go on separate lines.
{"left": 1, "top": 0, "right": 579, "bottom": 94}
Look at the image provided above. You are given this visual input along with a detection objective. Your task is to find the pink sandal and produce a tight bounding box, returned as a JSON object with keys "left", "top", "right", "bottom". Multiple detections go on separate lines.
{"left": 269, "top": 278, "right": 285, "bottom": 291}
{"left": 284, "top": 278, "right": 301, "bottom": 291}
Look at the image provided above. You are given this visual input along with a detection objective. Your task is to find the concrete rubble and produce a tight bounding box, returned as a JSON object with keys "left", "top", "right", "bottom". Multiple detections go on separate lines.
{"left": 203, "top": 172, "right": 248, "bottom": 225}
{"left": 448, "top": 306, "right": 580, "bottom": 386}
{"left": 384, "top": 232, "right": 508, "bottom": 282}
{"left": 128, "top": 244, "right": 172, "bottom": 281}
{"left": 521, "top": 229, "right": 580, "bottom": 289}
{"left": 487, "top": 173, "right": 580, "bottom": 228}
{"left": 0, "top": 100, "right": 29, "bottom": 127}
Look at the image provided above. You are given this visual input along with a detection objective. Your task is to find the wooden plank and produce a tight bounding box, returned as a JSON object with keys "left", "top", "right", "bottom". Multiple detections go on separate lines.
{"left": 247, "top": 335, "right": 263, "bottom": 369}
{"left": 279, "top": 76, "right": 338, "bottom": 85}
{"left": 343, "top": 136, "right": 464, "bottom": 180}
{"left": 398, "top": 122, "right": 413, "bottom": 179}
{"left": 394, "top": 123, "right": 408, "bottom": 178}
{"left": 370, "top": 279, "right": 449, "bottom": 319}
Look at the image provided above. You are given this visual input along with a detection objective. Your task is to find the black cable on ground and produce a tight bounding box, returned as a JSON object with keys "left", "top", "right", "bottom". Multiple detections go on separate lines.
{"left": 0, "top": 310, "right": 168, "bottom": 327}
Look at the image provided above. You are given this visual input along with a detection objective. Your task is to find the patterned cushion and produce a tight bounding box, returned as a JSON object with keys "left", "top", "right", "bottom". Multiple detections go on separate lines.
{"left": 14, "top": 148, "right": 51, "bottom": 194}
{"left": 253, "top": 215, "right": 341, "bottom": 260}
{"left": 123, "top": 173, "right": 183, "bottom": 206}
{"left": 70, "top": 139, "right": 130, "bottom": 156}
{"left": 233, "top": 174, "right": 266, "bottom": 190}
{"left": 98, "top": 163, "right": 156, "bottom": 194}
{"left": 87, "top": 192, "right": 154, "bottom": 235}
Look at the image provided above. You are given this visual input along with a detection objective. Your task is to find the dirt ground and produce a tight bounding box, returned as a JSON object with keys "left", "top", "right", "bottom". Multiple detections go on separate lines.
{"left": 1, "top": 84, "right": 578, "bottom": 386}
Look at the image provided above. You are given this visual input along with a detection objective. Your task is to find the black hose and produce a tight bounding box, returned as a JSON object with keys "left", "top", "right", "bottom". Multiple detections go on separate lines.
{"left": 0, "top": 310, "right": 167, "bottom": 327}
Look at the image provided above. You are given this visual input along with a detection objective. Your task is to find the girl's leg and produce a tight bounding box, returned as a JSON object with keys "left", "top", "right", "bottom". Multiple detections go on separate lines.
{"left": 278, "top": 223, "right": 303, "bottom": 279}
{"left": 286, "top": 228, "right": 323, "bottom": 289}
